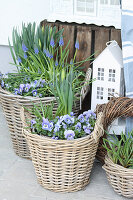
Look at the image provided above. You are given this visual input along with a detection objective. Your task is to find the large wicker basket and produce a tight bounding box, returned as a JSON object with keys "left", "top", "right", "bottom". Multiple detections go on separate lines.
{"left": 103, "top": 156, "right": 133, "bottom": 198}
{"left": 0, "top": 68, "right": 91, "bottom": 159}
{"left": 22, "top": 111, "right": 103, "bottom": 192}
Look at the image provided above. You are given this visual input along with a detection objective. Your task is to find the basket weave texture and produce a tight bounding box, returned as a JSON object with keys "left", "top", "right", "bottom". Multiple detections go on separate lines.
{"left": 103, "top": 156, "right": 133, "bottom": 198}
{"left": 96, "top": 97, "right": 133, "bottom": 163}
{"left": 22, "top": 112, "right": 104, "bottom": 192}
{"left": 0, "top": 68, "right": 91, "bottom": 159}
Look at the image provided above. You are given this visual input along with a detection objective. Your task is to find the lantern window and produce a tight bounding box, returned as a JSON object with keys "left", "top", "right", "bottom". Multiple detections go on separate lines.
{"left": 97, "top": 87, "right": 104, "bottom": 99}
{"left": 97, "top": 68, "right": 104, "bottom": 81}
{"left": 108, "top": 88, "right": 115, "bottom": 100}
{"left": 108, "top": 69, "right": 115, "bottom": 82}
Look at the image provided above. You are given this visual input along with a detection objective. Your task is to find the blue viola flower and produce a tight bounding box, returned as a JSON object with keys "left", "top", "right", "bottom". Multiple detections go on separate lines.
{"left": 55, "top": 60, "right": 58, "bottom": 66}
{"left": 32, "top": 89, "right": 37, "bottom": 96}
{"left": 62, "top": 122, "right": 67, "bottom": 129}
{"left": 5, "top": 83, "right": 9, "bottom": 88}
{"left": 31, "top": 119, "right": 36, "bottom": 128}
{"left": 24, "top": 53, "right": 27, "bottom": 59}
{"left": 75, "top": 40, "right": 79, "bottom": 49}
{"left": 75, "top": 122, "right": 81, "bottom": 131}
{"left": 24, "top": 83, "right": 31, "bottom": 92}
{"left": 63, "top": 114, "right": 74, "bottom": 124}
{"left": 70, "top": 112, "right": 74, "bottom": 117}
{"left": 59, "top": 36, "right": 64, "bottom": 46}
{"left": 54, "top": 123, "right": 61, "bottom": 133}
{"left": 34, "top": 47, "right": 39, "bottom": 55}
{"left": 34, "top": 80, "right": 38, "bottom": 85}
{"left": 19, "top": 84, "right": 25, "bottom": 93}
{"left": 14, "top": 88, "right": 20, "bottom": 95}
{"left": 52, "top": 135, "right": 58, "bottom": 140}
{"left": 78, "top": 114, "right": 84, "bottom": 123}
{"left": 18, "top": 56, "right": 22, "bottom": 64}
{"left": 83, "top": 124, "right": 91, "bottom": 134}
{"left": 64, "top": 130, "right": 75, "bottom": 140}
{"left": 1, "top": 80, "right": 4, "bottom": 87}
{"left": 42, "top": 118, "right": 53, "bottom": 132}
{"left": 50, "top": 38, "right": 55, "bottom": 48}
{"left": 22, "top": 43, "right": 28, "bottom": 52}
{"left": 39, "top": 93, "right": 42, "bottom": 97}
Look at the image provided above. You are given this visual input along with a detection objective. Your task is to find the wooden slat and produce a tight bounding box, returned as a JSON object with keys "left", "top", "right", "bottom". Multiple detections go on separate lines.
{"left": 76, "top": 26, "right": 92, "bottom": 72}
{"left": 110, "top": 28, "right": 122, "bottom": 48}
{"left": 94, "top": 28, "right": 110, "bottom": 57}
{"left": 59, "top": 24, "right": 75, "bottom": 63}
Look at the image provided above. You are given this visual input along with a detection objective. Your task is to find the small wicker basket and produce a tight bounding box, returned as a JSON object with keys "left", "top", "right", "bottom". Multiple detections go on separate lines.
{"left": 0, "top": 68, "right": 91, "bottom": 159}
{"left": 103, "top": 156, "right": 133, "bottom": 198}
{"left": 22, "top": 111, "right": 104, "bottom": 192}
{"left": 96, "top": 97, "right": 133, "bottom": 163}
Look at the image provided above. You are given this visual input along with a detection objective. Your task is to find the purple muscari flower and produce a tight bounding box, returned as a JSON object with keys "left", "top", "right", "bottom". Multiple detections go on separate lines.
{"left": 24, "top": 53, "right": 27, "bottom": 59}
{"left": 50, "top": 38, "right": 55, "bottom": 48}
{"left": 44, "top": 49, "right": 47, "bottom": 54}
{"left": 55, "top": 60, "right": 58, "bottom": 66}
{"left": 14, "top": 88, "right": 20, "bottom": 95}
{"left": 75, "top": 122, "right": 81, "bottom": 131}
{"left": 70, "top": 60, "right": 73, "bottom": 65}
{"left": 44, "top": 50, "right": 51, "bottom": 58}
{"left": 22, "top": 43, "right": 28, "bottom": 52}
{"left": 63, "top": 114, "right": 74, "bottom": 124}
{"left": 31, "top": 119, "right": 36, "bottom": 128}
{"left": 83, "top": 124, "right": 92, "bottom": 134}
{"left": 32, "top": 89, "right": 37, "bottom": 96}
{"left": 18, "top": 56, "right": 22, "bottom": 63}
{"left": 78, "top": 114, "right": 84, "bottom": 123}
{"left": 24, "top": 83, "right": 31, "bottom": 92}
{"left": 34, "top": 47, "right": 39, "bottom": 55}
{"left": 50, "top": 54, "right": 53, "bottom": 59}
{"left": 34, "top": 80, "right": 38, "bottom": 85}
{"left": 1, "top": 80, "right": 4, "bottom": 87}
{"left": 42, "top": 118, "right": 53, "bottom": 132}
{"left": 64, "top": 130, "right": 75, "bottom": 140}
{"left": 59, "top": 36, "right": 64, "bottom": 46}
{"left": 75, "top": 40, "right": 79, "bottom": 49}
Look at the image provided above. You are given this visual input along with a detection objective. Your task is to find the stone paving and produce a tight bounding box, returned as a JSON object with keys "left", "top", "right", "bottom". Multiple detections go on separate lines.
{"left": 0, "top": 106, "right": 129, "bottom": 200}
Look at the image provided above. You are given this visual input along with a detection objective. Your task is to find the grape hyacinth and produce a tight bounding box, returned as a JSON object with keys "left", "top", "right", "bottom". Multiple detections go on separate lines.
{"left": 75, "top": 40, "right": 79, "bottom": 49}
{"left": 34, "top": 47, "right": 39, "bottom": 55}
{"left": 59, "top": 36, "right": 64, "bottom": 46}
{"left": 18, "top": 56, "right": 22, "bottom": 64}
{"left": 50, "top": 38, "right": 55, "bottom": 48}
{"left": 22, "top": 43, "right": 28, "bottom": 52}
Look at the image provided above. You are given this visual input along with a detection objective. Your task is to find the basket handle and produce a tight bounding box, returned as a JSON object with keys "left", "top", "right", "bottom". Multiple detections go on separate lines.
{"left": 80, "top": 68, "right": 92, "bottom": 109}
{"left": 92, "top": 112, "right": 104, "bottom": 143}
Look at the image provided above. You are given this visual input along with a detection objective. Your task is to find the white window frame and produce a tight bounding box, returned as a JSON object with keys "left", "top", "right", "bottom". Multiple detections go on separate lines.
{"left": 74, "top": 0, "right": 97, "bottom": 17}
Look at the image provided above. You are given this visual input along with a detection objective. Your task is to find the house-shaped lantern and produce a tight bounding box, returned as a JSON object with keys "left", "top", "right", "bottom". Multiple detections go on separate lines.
{"left": 91, "top": 40, "right": 125, "bottom": 134}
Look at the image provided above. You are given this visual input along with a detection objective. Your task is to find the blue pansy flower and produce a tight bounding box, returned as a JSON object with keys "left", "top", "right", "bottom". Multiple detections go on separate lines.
{"left": 78, "top": 114, "right": 84, "bottom": 123}
{"left": 31, "top": 119, "right": 36, "bottom": 128}
{"left": 14, "top": 88, "right": 20, "bottom": 95}
{"left": 64, "top": 130, "right": 75, "bottom": 140}
{"left": 24, "top": 83, "right": 31, "bottom": 92}
{"left": 1, "top": 80, "right": 4, "bottom": 87}
{"left": 32, "top": 89, "right": 37, "bottom": 96}
{"left": 75, "top": 122, "right": 81, "bottom": 131}
{"left": 63, "top": 114, "right": 74, "bottom": 124}
{"left": 42, "top": 118, "right": 53, "bottom": 132}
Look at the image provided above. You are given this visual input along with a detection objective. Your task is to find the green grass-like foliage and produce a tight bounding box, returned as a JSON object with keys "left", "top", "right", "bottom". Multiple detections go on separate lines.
{"left": 103, "top": 131, "right": 133, "bottom": 168}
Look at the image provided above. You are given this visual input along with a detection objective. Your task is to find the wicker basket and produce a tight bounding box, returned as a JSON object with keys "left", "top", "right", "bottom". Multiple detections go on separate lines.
{"left": 96, "top": 97, "right": 133, "bottom": 163}
{"left": 22, "top": 111, "right": 104, "bottom": 192}
{"left": 103, "top": 156, "right": 133, "bottom": 198}
{"left": 0, "top": 68, "right": 92, "bottom": 159}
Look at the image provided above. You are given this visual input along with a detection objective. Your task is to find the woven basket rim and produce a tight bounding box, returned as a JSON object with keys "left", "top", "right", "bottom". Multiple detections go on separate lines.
{"left": 105, "top": 155, "right": 133, "bottom": 173}
{"left": 0, "top": 86, "right": 56, "bottom": 101}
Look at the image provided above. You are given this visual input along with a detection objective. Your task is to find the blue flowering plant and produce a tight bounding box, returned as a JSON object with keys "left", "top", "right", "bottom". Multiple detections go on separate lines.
{"left": 0, "top": 72, "right": 52, "bottom": 97}
{"left": 9, "top": 23, "right": 64, "bottom": 70}
{"left": 26, "top": 102, "right": 96, "bottom": 140}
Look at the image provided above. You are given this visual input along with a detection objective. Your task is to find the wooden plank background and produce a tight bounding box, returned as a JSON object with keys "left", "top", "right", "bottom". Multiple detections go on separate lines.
{"left": 41, "top": 20, "right": 122, "bottom": 72}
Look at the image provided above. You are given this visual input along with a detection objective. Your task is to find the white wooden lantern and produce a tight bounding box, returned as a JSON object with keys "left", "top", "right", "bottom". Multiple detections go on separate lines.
{"left": 91, "top": 40, "right": 125, "bottom": 135}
